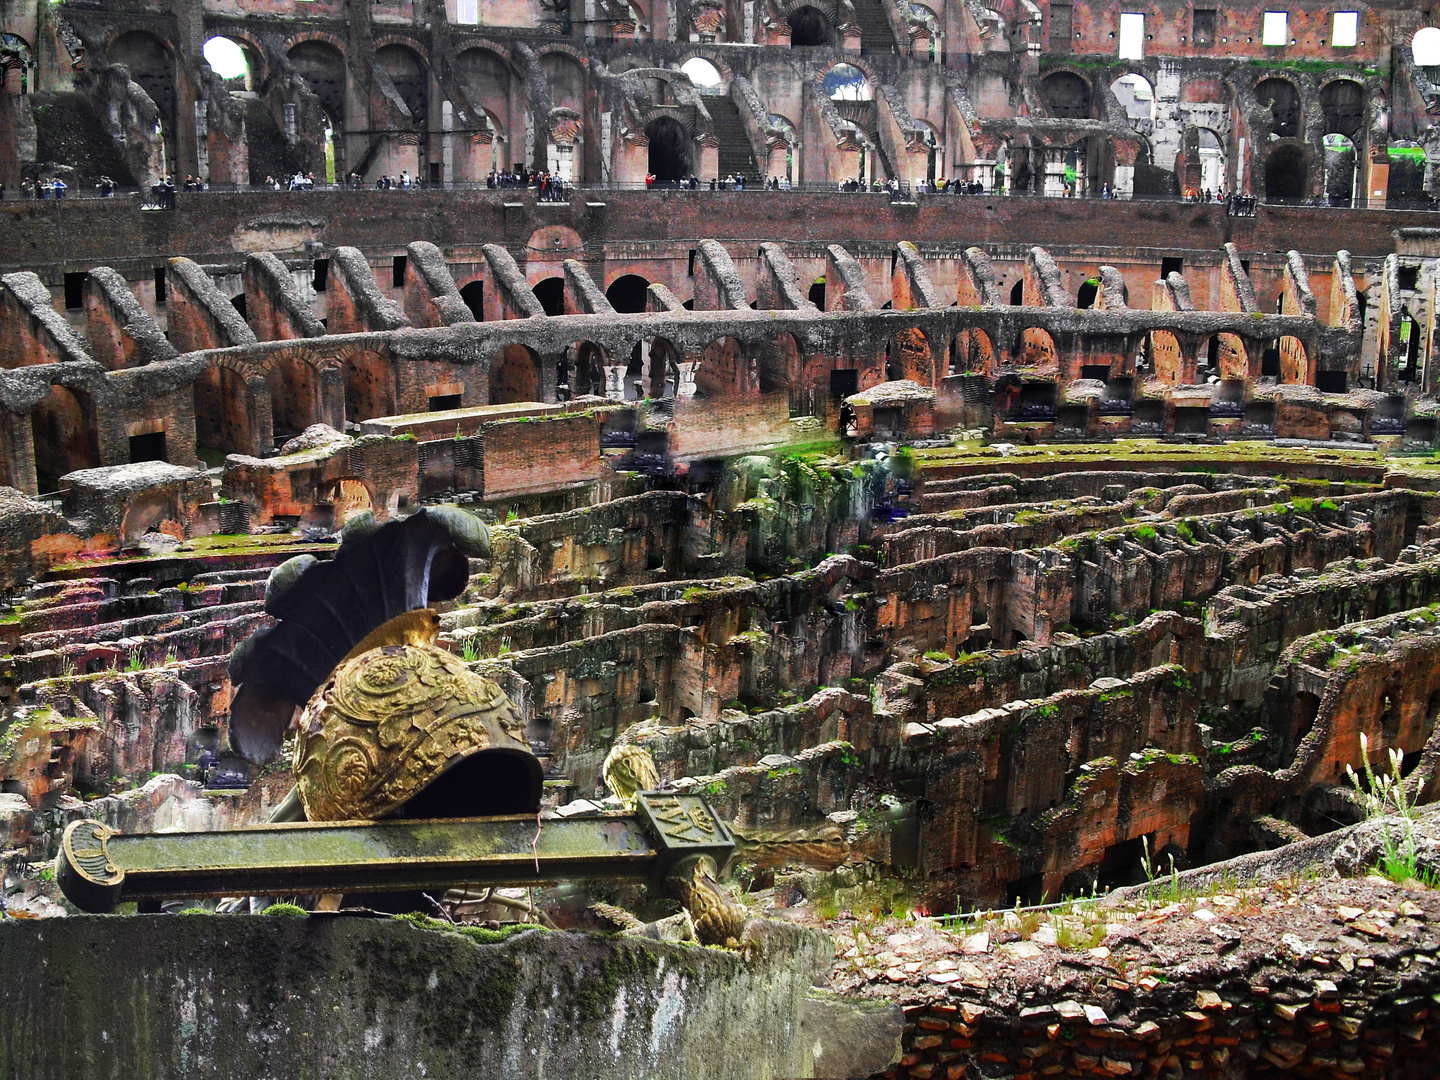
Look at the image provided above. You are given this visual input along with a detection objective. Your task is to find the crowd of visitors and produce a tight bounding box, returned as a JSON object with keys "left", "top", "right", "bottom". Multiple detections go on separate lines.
{"left": 15, "top": 177, "right": 69, "bottom": 199}
{"left": 150, "top": 177, "right": 177, "bottom": 209}
{"left": 486, "top": 168, "right": 569, "bottom": 200}
{"left": 0, "top": 168, "right": 1417, "bottom": 217}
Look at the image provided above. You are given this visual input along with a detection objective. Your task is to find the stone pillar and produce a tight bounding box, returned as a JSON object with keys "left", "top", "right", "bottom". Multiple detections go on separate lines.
{"left": 0, "top": 409, "right": 37, "bottom": 495}
{"left": 1366, "top": 154, "right": 1389, "bottom": 210}
{"left": 246, "top": 376, "right": 274, "bottom": 457}
{"left": 195, "top": 101, "right": 210, "bottom": 184}
{"left": 320, "top": 367, "right": 346, "bottom": 431}
{"left": 442, "top": 101, "right": 454, "bottom": 187}
{"left": 603, "top": 364, "right": 628, "bottom": 400}
{"left": 675, "top": 361, "right": 699, "bottom": 397}
{"left": 539, "top": 351, "right": 562, "bottom": 402}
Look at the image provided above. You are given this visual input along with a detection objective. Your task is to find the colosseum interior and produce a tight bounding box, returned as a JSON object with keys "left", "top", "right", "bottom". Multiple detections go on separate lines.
{"left": 9, "top": 0, "right": 1440, "bottom": 1077}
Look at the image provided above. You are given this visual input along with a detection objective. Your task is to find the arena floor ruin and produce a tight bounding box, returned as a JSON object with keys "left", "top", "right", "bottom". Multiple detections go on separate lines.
{"left": 5, "top": 194, "right": 1440, "bottom": 1075}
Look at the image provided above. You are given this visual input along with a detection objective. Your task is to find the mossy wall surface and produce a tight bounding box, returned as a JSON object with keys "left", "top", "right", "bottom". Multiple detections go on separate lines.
{"left": 0, "top": 916, "right": 830, "bottom": 1080}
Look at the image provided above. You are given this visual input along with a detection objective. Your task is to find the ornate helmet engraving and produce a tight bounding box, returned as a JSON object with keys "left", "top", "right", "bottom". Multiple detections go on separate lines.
{"left": 293, "top": 643, "right": 541, "bottom": 822}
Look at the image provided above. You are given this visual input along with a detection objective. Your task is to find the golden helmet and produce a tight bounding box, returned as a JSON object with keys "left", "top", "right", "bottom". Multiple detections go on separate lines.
{"left": 292, "top": 642, "right": 542, "bottom": 822}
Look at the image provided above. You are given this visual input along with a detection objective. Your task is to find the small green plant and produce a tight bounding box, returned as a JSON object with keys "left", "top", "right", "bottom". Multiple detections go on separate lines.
{"left": 263, "top": 902, "right": 308, "bottom": 916}
{"left": 816, "top": 891, "right": 840, "bottom": 921}
{"left": 59, "top": 655, "right": 77, "bottom": 678}
{"left": 1173, "top": 520, "right": 1194, "bottom": 542}
{"left": 1054, "top": 916, "right": 1106, "bottom": 951}
{"left": 126, "top": 648, "right": 144, "bottom": 672}
{"left": 923, "top": 649, "right": 950, "bottom": 662}
{"left": 1319, "top": 498, "right": 1339, "bottom": 512}
{"left": 1139, "top": 835, "right": 1179, "bottom": 903}
{"left": 1345, "top": 733, "right": 1433, "bottom": 886}
{"left": 164, "top": 646, "right": 178, "bottom": 666}
{"left": 1131, "top": 525, "right": 1157, "bottom": 542}
{"left": 461, "top": 639, "right": 480, "bottom": 663}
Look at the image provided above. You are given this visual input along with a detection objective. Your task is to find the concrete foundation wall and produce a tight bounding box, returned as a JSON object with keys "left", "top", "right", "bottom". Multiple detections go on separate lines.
{"left": 0, "top": 916, "right": 831, "bottom": 1080}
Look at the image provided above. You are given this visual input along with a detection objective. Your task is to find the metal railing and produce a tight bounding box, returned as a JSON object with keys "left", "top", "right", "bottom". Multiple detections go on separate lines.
{"left": 7, "top": 179, "right": 1438, "bottom": 214}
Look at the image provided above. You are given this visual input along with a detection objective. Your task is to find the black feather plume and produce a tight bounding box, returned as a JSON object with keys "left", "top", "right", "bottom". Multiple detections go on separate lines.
{"left": 228, "top": 507, "right": 490, "bottom": 763}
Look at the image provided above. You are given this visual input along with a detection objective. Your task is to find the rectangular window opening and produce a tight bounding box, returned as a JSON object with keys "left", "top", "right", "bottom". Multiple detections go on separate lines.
{"left": 313, "top": 258, "right": 330, "bottom": 292}
{"left": 129, "top": 430, "right": 168, "bottom": 464}
{"left": 392, "top": 255, "right": 408, "bottom": 289}
{"left": 63, "top": 272, "right": 87, "bottom": 310}
{"left": 1262, "top": 11, "right": 1289, "bottom": 46}
{"left": 1332, "top": 11, "right": 1358, "bottom": 48}
{"left": 154, "top": 266, "right": 167, "bottom": 304}
{"left": 428, "top": 394, "right": 464, "bottom": 412}
{"left": 457, "top": 0, "right": 479, "bottom": 22}
{"left": 1161, "top": 256, "right": 1184, "bottom": 279}
{"left": 1192, "top": 8, "right": 1216, "bottom": 45}
{"left": 1118, "top": 13, "right": 1145, "bottom": 59}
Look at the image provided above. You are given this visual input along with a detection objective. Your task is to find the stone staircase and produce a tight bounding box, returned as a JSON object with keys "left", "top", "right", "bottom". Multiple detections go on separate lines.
{"left": 706, "top": 96, "right": 762, "bottom": 185}
{"left": 851, "top": 0, "right": 900, "bottom": 53}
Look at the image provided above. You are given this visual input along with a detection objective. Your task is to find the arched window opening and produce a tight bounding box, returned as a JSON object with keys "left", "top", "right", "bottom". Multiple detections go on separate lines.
{"left": 1196, "top": 129, "right": 1224, "bottom": 195}
{"left": 789, "top": 6, "right": 834, "bottom": 46}
{"left": 1320, "top": 80, "right": 1366, "bottom": 141}
{"left": 1255, "top": 78, "right": 1300, "bottom": 139}
{"left": 824, "top": 64, "right": 871, "bottom": 101}
{"left": 644, "top": 116, "right": 691, "bottom": 183}
{"left": 289, "top": 41, "right": 346, "bottom": 121}
{"left": 1111, "top": 74, "right": 1154, "bottom": 124}
{"left": 679, "top": 57, "right": 722, "bottom": 91}
{"left": 344, "top": 352, "right": 397, "bottom": 423}
{"left": 949, "top": 329, "right": 994, "bottom": 375}
{"left": 267, "top": 357, "right": 320, "bottom": 447}
{"left": 606, "top": 274, "right": 650, "bottom": 314}
{"left": 460, "top": 280, "right": 485, "bottom": 321}
{"left": 532, "top": 277, "right": 565, "bottom": 316}
{"left": 768, "top": 114, "right": 798, "bottom": 182}
{"left": 195, "top": 365, "right": 254, "bottom": 457}
{"left": 1414, "top": 27, "right": 1440, "bottom": 66}
{"left": 32, "top": 386, "right": 99, "bottom": 494}
{"left": 377, "top": 44, "right": 427, "bottom": 126}
{"left": 203, "top": 37, "right": 251, "bottom": 90}
{"left": 1039, "top": 71, "right": 1091, "bottom": 120}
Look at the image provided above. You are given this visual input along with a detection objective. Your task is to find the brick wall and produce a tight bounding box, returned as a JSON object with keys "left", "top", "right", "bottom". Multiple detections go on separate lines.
{"left": 1, "top": 192, "right": 1428, "bottom": 279}
{"left": 670, "top": 391, "right": 794, "bottom": 459}
{"left": 480, "top": 412, "right": 604, "bottom": 499}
